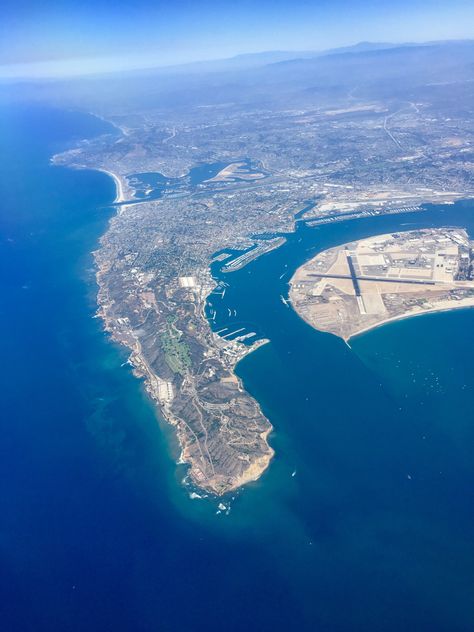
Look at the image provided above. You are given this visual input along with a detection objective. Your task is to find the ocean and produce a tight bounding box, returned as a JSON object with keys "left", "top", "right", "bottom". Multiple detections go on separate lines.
{"left": 1, "top": 103, "right": 473, "bottom": 631}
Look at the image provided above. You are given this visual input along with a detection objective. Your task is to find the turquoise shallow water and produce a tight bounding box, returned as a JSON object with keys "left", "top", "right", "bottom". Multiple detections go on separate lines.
{"left": 1, "top": 102, "right": 474, "bottom": 631}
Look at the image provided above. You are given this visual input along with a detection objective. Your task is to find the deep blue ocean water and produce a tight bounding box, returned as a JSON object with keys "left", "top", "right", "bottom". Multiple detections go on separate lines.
{"left": 1, "top": 104, "right": 473, "bottom": 631}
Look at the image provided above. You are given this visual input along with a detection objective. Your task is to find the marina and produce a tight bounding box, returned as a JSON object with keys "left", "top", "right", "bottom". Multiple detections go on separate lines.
{"left": 221, "top": 237, "right": 286, "bottom": 272}
{"left": 306, "top": 205, "right": 423, "bottom": 227}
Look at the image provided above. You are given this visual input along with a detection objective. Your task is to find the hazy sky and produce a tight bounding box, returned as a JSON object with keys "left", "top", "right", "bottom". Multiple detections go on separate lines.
{"left": 1, "top": 0, "right": 474, "bottom": 77}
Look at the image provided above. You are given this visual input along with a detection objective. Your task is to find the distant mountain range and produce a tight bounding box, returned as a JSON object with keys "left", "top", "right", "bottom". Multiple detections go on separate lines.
{"left": 4, "top": 39, "right": 474, "bottom": 112}
{"left": 151, "top": 39, "right": 474, "bottom": 75}
{"left": 2, "top": 38, "right": 474, "bottom": 84}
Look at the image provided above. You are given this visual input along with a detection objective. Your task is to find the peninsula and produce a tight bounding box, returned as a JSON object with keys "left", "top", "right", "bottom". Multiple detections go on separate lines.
{"left": 93, "top": 185, "right": 275, "bottom": 495}
{"left": 290, "top": 228, "right": 474, "bottom": 340}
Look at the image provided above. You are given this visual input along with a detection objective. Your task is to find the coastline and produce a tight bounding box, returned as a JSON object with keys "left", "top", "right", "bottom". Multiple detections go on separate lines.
{"left": 347, "top": 301, "right": 474, "bottom": 342}
{"left": 95, "top": 168, "right": 127, "bottom": 204}
{"left": 93, "top": 170, "right": 274, "bottom": 495}
{"left": 289, "top": 217, "right": 474, "bottom": 345}
{"left": 9, "top": 101, "right": 474, "bottom": 630}
{"left": 289, "top": 269, "right": 474, "bottom": 345}
{"left": 86, "top": 167, "right": 474, "bottom": 494}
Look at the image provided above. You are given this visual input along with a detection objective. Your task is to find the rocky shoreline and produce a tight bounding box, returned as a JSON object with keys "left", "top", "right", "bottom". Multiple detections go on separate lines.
{"left": 92, "top": 195, "right": 274, "bottom": 495}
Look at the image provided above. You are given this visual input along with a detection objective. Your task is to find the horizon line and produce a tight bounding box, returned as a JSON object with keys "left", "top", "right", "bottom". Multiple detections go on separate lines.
{"left": 1, "top": 37, "right": 473, "bottom": 82}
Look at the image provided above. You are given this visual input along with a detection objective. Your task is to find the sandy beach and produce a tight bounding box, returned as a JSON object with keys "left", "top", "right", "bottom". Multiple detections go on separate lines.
{"left": 348, "top": 299, "right": 474, "bottom": 341}
{"left": 98, "top": 169, "right": 127, "bottom": 203}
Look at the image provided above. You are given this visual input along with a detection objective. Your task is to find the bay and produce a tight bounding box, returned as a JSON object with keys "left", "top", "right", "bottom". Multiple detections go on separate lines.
{"left": 1, "top": 102, "right": 473, "bottom": 631}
